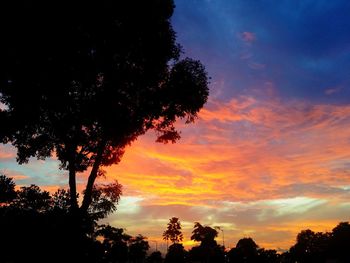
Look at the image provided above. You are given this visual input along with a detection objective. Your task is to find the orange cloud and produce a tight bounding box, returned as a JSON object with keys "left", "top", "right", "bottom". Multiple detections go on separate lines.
{"left": 99, "top": 96, "right": 350, "bottom": 250}
{"left": 106, "top": 96, "right": 350, "bottom": 202}
{"left": 2, "top": 95, "right": 350, "bottom": 251}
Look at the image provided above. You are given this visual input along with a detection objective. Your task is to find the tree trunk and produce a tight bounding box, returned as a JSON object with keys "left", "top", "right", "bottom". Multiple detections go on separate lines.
{"left": 80, "top": 141, "right": 106, "bottom": 212}
{"left": 68, "top": 162, "right": 79, "bottom": 211}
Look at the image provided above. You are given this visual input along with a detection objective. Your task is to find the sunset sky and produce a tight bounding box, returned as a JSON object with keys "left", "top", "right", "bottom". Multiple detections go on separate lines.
{"left": 1, "top": 0, "right": 350, "bottom": 253}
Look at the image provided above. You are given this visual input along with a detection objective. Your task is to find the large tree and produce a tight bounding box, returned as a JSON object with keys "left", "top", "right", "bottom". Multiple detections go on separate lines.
{"left": 0, "top": 0, "right": 209, "bottom": 212}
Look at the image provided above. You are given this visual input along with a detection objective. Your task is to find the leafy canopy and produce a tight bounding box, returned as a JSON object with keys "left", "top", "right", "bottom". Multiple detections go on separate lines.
{"left": 0, "top": 174, "right": 16, "bottom": 204}
{"left": 0, "top": 0, "right": 209, "bottom": 210}
{"left": 191, "top": 222, "right": 218, "bottom": 248}
{"left": 163, "top": 217, "right": 184, "bottom": 244}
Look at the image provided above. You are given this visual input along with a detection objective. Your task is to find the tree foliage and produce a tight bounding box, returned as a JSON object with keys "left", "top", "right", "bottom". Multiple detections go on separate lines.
{"left": 191, "top": 222, "right": 218, "bottom": 247}
{"left": 163, "top": 217, "right": 184, "bottom": 244}
{"left": 257, "top": 248, "right": 280, "bottom": 263}
{"left": 147, "top": 251, "right": 163, "bottom": 263}
{"left": 189, "top": 222, "right": 224, "bottom": 263}
{"left": 228, "top": 237, "right": 259, "bottom": 263}
{"left": 330, "top": 222, "right": 350, "bottom": 261}
{"left": 95, "top": 224, "right": 131, "bottom": 263}
{"left": 14, "top": 185, "right": 52, "bottom": 212}
{"left": 165, "top": 243, "right": 187, "bottom": 263}
{"left": 0, "top": 174, "right": 16, "bottom": 204}
{"left": 0, "top": 175, "right": 127, "bottom": 263}
{"left": 289, "top": 229, "right": 330, "bottom": 263}
{"left": 0, "top": 0, "right": 209, "bottom": 212}
{"left": 88, "top": 181, "right": 122, "bottom": 220}
{"left": 288, "top": 223, "right": 350, "bottom": 263}
{"left": 129, "top": 235, "right": 150, "bottom": 263}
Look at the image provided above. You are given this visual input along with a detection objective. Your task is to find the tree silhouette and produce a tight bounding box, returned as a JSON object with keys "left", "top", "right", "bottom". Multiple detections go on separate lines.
{"left": 191, "top": 222, "right": 218, "bottom": 247}
{"left": 14, "top": 184, "right": 52, "bottom": 212}
{"left": 51, "top": 188, "right": 72, "bottom": 212}
{"left": 87, "top": 181, "right": 123, "bottom": 220}
{"left": 95, "top": 224, "right": 131, "bottom": 263}
{"left": 1, "top": 182, "right": 68, "bottom": 262}
{"left": 330, "top": 222, "right": 350, "bottom": 261}
{"left": 189, "top": 222, "right": 224, "bottom": 263}
{"left": 1, "top": 0, "right": 209, "bottom": 213}
{"left": 289, "top": 229, "right": 330, "bottom": 263}
{"left": 147, "top": 251, "right": 163, "bottom": 263}
{"left": 228, "top": 237, "right": 259, "bottom": 263}
{"left": 257, "top": 248, "right": 280, "bottom": 263}
{"left": 163, "top": 217, "right": 184, "bottom": 245}
{"left": 0, "top": 175, "right": 122, "bottom": 263}
{"left": 129, "top": 235, "right": 150, "bottom": 263}
{"left": 165, "top": 243, "right": 187, "bottom": 263}
{"left": 0, "top": 174, "right": 16, "bottom": 205}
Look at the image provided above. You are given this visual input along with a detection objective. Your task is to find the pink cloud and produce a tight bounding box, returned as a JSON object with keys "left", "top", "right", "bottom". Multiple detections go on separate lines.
{"left": 101, "top": 95, "right": 350, "bottom": 218}
{"left": 325, "top": 86, "right": 342, "bottom": 95}
{"left": 2, "top": 171, "right": 29, "bottom": 181}
{"left": 2, "top": 94, "right": 350, "bottom": 251}
{"left": 0, "top": 145, "right": 16, "bottom": 159}
{"left": 240, "top": 31, "right": 256, "bottom": 43}
{"left": 240, "top": 52, "right": 253, "bottom": 60}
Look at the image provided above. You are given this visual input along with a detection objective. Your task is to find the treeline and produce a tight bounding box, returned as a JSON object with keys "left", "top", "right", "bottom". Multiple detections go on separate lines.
{"left": 1, "top": 175, "right": 350, "bottom": 263}
{"left": 162, "top": 218, "right": 350, "bottom": 263}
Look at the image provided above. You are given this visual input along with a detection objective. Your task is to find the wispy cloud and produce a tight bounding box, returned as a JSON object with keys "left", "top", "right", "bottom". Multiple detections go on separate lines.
{"left": 239, "top": 31, "right": 256, "bottom": 43}
{"left": 96, "top": 95, "right": 350, "bottom": 249}
{"left": 325, "top": 86, "right": 342, "bottom": 95}
{"left": 1, "top": 94, "right": 350, "bottom": 249}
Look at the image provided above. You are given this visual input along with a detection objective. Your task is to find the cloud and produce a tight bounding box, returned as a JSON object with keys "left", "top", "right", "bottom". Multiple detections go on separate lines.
{"left": 0, "top": 169, "right": 29, "bottom": 181}
{"left": 248, "top": 62, "right": 266, "bottom": 70}
{"left": 104, "top": 96, "right": 350, "bottom": 206}
{"left": 93, "top": 95, "right": 350, "bottom": 249}
{"left": 240, "top": 31, "right": 256, "bottom": 43}
{"left": 325, "top": 86, "right": 342, "bottom": 95}
{"left": 0, "top": 145, "right": 16, "bottom": 160}
{"left": 2, "top": 95, "right": 350, "bottom": 250}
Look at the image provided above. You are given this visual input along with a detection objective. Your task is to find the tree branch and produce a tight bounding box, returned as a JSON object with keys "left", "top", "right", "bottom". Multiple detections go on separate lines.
{"left": 80, "top": 140, "right": 106, "bottom": 212}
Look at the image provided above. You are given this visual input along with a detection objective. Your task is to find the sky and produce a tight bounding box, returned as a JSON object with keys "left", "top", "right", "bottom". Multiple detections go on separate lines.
{"left": 1, "top": 0, "right": 350, "bottom": 253}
